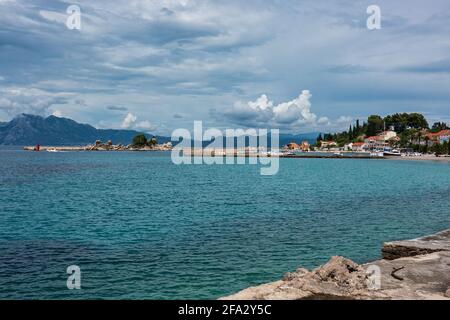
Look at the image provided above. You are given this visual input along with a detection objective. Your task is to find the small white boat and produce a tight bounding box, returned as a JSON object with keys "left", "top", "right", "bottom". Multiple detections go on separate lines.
{"left": 384, "top": 150, "right": 402, "bottom": 157}
{"left": 47, "top": 148, "right": 59, "bottom": 152}
{"left": 383, "top": 147, "right": 401, "bottom": 157}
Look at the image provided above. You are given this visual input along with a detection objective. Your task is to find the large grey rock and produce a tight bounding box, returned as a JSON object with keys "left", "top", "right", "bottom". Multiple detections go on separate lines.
{"left": 382, "top": 229, "right": 450, "bottom": 260}
{"left": 221, "top": 252, "right": 450, "bottom": 300}
{"left": 221, "top": 230, "right": 450, "bottom": 300}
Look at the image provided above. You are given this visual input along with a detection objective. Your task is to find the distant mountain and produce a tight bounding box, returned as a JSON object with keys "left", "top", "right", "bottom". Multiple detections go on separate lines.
{"left": 0, "top": 114, "right": 169, "bottom": 146}
{"left": 0, "top": 114, "right": 321, "bottom": 146}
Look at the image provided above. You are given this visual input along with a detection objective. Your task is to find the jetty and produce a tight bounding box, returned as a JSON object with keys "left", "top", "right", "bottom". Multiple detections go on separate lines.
{"left": 23, "top": 140, "right": 173, "bottom": 152}
{"left": 221, "top": 229, "right": 450, "bottom": 300}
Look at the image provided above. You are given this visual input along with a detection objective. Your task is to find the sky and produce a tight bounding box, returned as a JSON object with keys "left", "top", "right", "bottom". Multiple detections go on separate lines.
{"left": 0, "top": 0, "right": 450, "bottom": 135}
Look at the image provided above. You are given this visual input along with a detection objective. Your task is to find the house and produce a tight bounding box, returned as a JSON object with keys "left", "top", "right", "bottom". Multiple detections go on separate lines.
{"left": 364, "top": 135, "right": 385, "bottom": 149}
{"left": 300, "top": 141, "right": 310, "bottom": 152}
{"left": 425, "top": 130, "right": 450, "bottom": 145}
{"left": 379, "top": 130, "right": 397, "bottom": 140}
{"left": 440, "top": 131, "right": 450, "bottom": 144}
{"left": 344, "top": 142, "right": 367, "bottom": 152}
{"left": 387, "top": 136, "right": 401, "bottom": 146}
{"left": 351, "top": 142, "right": 367, "bottom": 151}
{"left": 286, "top": 142, "right": 301, "bottom": 150}
{"left": 319, "top": 140, "right": 338, "bottom": 149}
{"left": 364, "top": 130, "right": 398, "bottom": 150}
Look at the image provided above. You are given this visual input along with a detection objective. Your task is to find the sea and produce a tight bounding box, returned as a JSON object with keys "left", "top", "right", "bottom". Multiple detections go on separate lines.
{"left": 0, "top": 147, "right": 449, "bottom": 299}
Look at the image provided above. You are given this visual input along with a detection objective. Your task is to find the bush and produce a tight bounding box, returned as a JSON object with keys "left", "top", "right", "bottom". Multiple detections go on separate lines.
{"left": 148, "top": 136, "right": 158, "bottom": 147}
{"left": 132, "top": 134, "right": 147, "bottom": 147}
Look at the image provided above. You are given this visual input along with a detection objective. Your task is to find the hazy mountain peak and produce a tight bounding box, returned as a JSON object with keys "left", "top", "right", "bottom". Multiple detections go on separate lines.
{"left": 0, "top": 114, "right": 168, "bottom": 146}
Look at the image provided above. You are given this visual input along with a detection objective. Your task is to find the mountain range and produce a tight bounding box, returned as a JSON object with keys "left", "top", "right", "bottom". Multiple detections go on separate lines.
{"left": 0, "top": 114, "right": 169, "bottom": 146}
{"left": 0, "top": 114, "right": 320, "bottom": 146}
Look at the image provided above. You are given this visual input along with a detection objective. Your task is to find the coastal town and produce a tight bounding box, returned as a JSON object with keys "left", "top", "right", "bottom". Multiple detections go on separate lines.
{"left": 286, "top": 129, "right": 450, "bottom": 155}
{"left": 284, "top": 113, "right": 450, "bottom": 159}
{"left": 23, "top": 113, "right": 450, "bottom": 160}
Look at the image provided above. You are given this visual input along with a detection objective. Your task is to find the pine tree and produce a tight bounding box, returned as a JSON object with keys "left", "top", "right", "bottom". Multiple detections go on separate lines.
{"left": 317, "top": 133, "right": 323, "bottom": 142}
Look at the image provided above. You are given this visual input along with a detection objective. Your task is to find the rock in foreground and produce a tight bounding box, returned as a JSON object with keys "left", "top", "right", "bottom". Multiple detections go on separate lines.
{"left": 382, "top": 229, "right": 450, "bottom": 260}
{"left": 221, "top": 230, "right": 450, "bottom": 300}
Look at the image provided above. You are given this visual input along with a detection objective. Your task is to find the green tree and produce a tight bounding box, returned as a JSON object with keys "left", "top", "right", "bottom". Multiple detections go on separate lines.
{"left": 444, "top": 141, "right": 450, "bottom": 155}
{"left": 317, "top": 133, "right": 323, "bottom": 142}
{"left": 407, "top": 113, "right": 429, "bottom": 130}
{"left": 431, "top": 142, "right": 446, "bottom": 156}
{"left": 148, "top": 136, "right": 158, "bottom": 147}
{"left": 366, "top": 115, "right": 384, "bottom": 136}
{"left": 132, "top": 134, "right": 147, "bottom": 147}
{"left": 431, "top": 122, "right": 449, "bottom": 133}
{"left": 384, "top": 113, "right": 428, "bottom": 133}
{"left": 416, "top": 130, "right": 423, "bottom": 149}
{"left": 424, "top": 136, "right": 430, "bottom": 153}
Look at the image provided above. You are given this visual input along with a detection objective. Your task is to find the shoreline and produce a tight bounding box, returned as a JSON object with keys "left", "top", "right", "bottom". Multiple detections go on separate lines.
{"left": 21, "top": 146, "right": 450, "bottom": 162}
{"left": 385, "top": 155, "right": 450, "bottom": 163}
{"left": 22, "top": 146, "right": 171, "bottom": 152}
{"left": 221, "top": 229, "right": 450, "bottom": 300}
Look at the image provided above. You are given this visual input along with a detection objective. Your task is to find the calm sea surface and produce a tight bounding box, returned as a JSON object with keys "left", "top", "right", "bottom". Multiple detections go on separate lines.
{"left": 0, "top": 148, "right": 449, "bottom": 299}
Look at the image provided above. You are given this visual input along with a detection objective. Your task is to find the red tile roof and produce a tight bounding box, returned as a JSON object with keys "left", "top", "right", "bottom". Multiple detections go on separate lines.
{"left": 426, "top": 130, "right": 450, "bottom": 139}
{"left": 366, "top": 136, "right": 383, "bottom": 141}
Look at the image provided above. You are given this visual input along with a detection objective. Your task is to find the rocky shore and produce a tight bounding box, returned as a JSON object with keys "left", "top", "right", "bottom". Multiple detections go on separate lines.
{"left": 23, "top": 140, "right": 173, "bottom": 152}
{"left": 221, "top": 229, "right": 450, "bottom": 300}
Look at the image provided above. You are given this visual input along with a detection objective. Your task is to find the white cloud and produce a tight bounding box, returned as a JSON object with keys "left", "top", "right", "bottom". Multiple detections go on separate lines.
{"left": 317, "top": 116, "right": 330, "bottom": 125}
{"left": 273, "top": 90, "right": 316, "bottom": 124}
{"left": 219, "top": 90, "right": 358, "bottom": 132}
{"left": 121, "top": 113, "right": 154, "bottom": 132}
{"left": 222, "top": 90, "right": 318, "bottom": 128}
{"left": 39, "top": 10, "right": 66, "bottom": 24}
{"left": 52, "top": 110, "right": 63, "bottom": 117}
{"left": 0, "top": 87, "right": 70, "bottom": 116}
{"left": 121, "top": 112, "right": 137, "bottom": 129}
{"left": 248, "top": 94, "right": 273, "bottom": 111}
{"left": 336, "top": 116, "right": 353, "bottom": 124}
{"left": 135, "top": 120, "right": 155, "bottom": 132}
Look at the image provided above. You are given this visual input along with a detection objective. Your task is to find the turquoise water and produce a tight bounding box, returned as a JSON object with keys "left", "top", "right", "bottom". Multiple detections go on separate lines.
{"left": 0, "top": 149, "right": 449, "bottom": 299}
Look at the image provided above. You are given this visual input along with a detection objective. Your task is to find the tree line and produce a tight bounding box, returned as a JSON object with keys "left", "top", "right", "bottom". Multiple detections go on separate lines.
{"left": 316, "top": 113, "right": 450, "bottom": 154}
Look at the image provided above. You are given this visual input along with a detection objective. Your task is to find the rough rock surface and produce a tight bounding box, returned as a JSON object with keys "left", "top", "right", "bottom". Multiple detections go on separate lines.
{"left": 382, "top": 229, "right": 450, "bottom": 260}
{"left": 221, "top": 230, "right": 450, "bottom": 300}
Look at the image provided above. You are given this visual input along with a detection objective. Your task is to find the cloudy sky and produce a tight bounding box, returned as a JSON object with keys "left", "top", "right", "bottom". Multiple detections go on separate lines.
{"left": 1, "top": 0, "right": 450, "bottom": 134}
